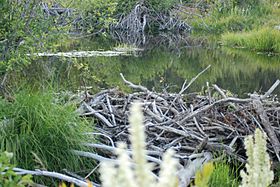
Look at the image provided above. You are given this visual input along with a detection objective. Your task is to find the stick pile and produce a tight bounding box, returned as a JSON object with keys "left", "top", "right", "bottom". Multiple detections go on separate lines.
{"left": 77, "top": 74, "right": 280, "bottom": 169}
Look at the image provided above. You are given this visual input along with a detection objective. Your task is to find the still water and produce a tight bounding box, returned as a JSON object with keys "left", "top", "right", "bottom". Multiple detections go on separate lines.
{"left": 12, "top": 37, "right": 280, "bottom": 97}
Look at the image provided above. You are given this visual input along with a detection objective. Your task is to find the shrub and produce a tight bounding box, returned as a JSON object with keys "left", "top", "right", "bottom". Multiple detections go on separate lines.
{"left": 0, "top": 91, "right": 95, "bottom": 174}
{"left": 0, "top": 0, "right": 62, "bottom": 72}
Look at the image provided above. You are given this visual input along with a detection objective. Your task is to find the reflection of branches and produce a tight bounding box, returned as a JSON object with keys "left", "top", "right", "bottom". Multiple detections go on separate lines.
{"left": 111, "top": 30, "right": 204, "bottom": 55}
{"left": 110, "top": 30, "right": 146, "bottom": 46}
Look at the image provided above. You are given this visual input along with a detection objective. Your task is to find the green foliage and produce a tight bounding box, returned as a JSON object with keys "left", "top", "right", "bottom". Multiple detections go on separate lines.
{"left": 221, "top": 28, "right": 280, "bottom": 53}
{"left": 272, "top": 163, "right": 280, "bottom": 187}
{"left": 114, "top": 0, "right": 138, "bottom": 15}
{"left": 78, "top": 0, "right": 118, "bottom": 32}
{"left": 0, "top": 0, "right": 64, "bottom": 72}
{"left": 0, "top": 151, "right": 33, "bottom": 187}
{"left": 145, "top": 0, "right": 179, "bottom": 12}
{"left": 193, "top": 14, "right": 252, "bottom": 33}
{"left": 208, "top": 161, "right": 239, "bottom": 187}
{"left": 0, "top": 91, "right": 95, "bottom": 174}
{"left": 115, "top": 0, "right": 179, "bottom": 15}
{"left": 56, "top": 0, "right": 118, "bottom": 33}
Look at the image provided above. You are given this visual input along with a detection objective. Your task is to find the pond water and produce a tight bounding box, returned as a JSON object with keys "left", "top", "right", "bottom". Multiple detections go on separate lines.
{"left": 11, "top": 36, "right": 280, "bottom": 97}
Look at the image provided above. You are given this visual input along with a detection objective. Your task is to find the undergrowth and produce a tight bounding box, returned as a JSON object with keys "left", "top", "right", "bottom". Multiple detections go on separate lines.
{"left": 0, "top": 91, "right": 95, "bottom": 179}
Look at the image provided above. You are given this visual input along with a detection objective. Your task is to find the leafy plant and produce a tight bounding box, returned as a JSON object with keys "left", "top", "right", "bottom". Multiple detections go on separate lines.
{"left": 0, "top": 0, "right": 66, "bottom": 72}
{"left": 0, "top": 151, "right": 33, "bottom": 187}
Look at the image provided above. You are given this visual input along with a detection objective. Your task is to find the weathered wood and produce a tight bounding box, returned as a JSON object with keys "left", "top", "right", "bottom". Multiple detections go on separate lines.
{"left": 70, "top": 74, "right": 280, "bottom": 186}
{"left": 253, "top": 99, "right": 280, "bottom": 161}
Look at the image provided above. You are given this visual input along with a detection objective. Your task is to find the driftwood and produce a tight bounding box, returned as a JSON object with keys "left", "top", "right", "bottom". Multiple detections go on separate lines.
{"left": 27, "top": 50, "right": 141, "bottom": 58}
{"left": 11, "top": 167, "right": 99, "bottom": 187}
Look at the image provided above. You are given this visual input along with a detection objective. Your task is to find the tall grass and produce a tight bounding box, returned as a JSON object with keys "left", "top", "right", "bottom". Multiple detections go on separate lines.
{"left": 0, "top": 91, "right": 95, "bottom": 173}
{"left": 209, "top": 161, "right": 239, "bottom": 187}
{"left": 222, "top": 28, "right": 280, "bottom": 53}
{"left": 191, "top": 0, "right": 273, "bottom": 34}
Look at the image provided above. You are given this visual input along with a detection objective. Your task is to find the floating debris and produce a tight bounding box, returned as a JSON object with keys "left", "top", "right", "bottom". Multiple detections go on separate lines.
{"left": 28, "top": 50, "right": 134, "bottom": 58}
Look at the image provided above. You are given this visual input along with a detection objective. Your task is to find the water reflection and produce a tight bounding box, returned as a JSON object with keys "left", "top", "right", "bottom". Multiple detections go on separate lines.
{"left": 7, "top": 38, "right": 280, "bottom": 97}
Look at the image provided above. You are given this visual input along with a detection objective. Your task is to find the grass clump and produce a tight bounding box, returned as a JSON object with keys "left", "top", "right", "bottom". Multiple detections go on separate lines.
{"left": 0, "top": 91, "right": 94, "bottom": 173}
{"left": 208, "top": 161, "right": 239, "bottom": 187}
{"left": 222, "top": 28, "right": 280, "bottom": 53}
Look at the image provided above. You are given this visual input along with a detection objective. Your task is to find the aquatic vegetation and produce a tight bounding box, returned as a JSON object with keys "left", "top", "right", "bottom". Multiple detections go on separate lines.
{"left": 0, "top": 91, "right": 95, "bottom": 173}
{"left": 222, "top": 28, "right": 280, "bottom": 53}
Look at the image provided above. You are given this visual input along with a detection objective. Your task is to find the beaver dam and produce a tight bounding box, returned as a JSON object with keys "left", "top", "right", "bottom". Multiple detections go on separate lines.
{"left": 58, "top": 72, "right": 279, "bottom": 186}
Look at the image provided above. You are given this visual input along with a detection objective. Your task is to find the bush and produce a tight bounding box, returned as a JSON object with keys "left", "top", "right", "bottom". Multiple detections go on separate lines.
{"left": 0, "top": 0, "right": 62, "bottom": 72}
{"left": 0, "top": 91, "right": 95, "bottom": 173}
{"left": 115, "top": 0, "right": 179, "bottom": 15}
